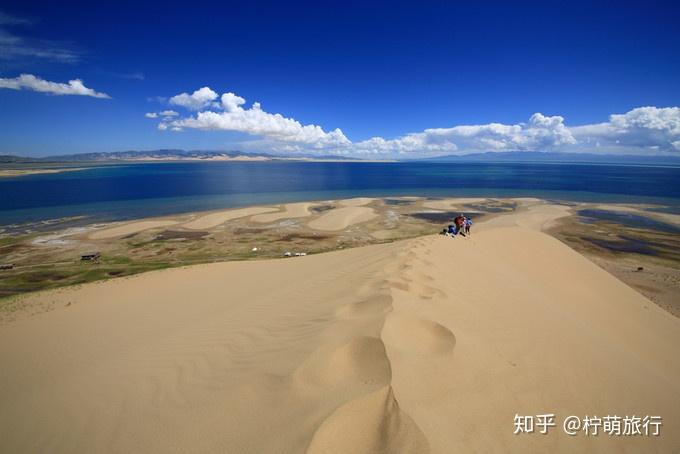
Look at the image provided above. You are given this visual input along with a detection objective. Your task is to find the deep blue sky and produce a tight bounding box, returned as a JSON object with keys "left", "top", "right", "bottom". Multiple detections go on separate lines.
{"left": 1, "top": 0, "right": 679, "bottom": 156}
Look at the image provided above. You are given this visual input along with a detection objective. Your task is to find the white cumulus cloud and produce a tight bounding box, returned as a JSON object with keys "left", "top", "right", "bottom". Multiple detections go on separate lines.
{"left": 352, "top": 113, "right": 575, "bottom": 154}
{"left": 570, "top": 107, "right": 680, "bottom": 153}
{"left": 220, "top": 92, "right": 246, "bottom": 112}
{"left": 0, "top": 73, "right": 110, "bottom": 98}
{"left": 165, "top": 87, "right": 350, "bottom": 148}
{"left": 154, "top": 85, "right": 680, "bottom": 157}
{"left": 169, "top": 86, "right": 219, "bottom": 111}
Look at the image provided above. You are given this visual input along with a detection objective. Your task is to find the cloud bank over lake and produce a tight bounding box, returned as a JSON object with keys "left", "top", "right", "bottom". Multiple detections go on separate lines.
{"left": 152, "top": 86, "right": 680, "bottom": 157}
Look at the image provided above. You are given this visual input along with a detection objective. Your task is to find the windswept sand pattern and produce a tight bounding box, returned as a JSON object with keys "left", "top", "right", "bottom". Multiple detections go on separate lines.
{"left": 305, "top": 197, "right": 377, "bottom": 231}
{"left": 338, "top": 197, "right": 376, "bottom": 207}
{"left": 250, "top": 202, "right": 313, "bottom": 223}
{"left": 308, "top": 206, "right": 377, "bottom": 231}
{"left": 1, "top": 203, "right": 679, "bottom": 453}
{"left": 382, "top": 315, "right": 456, "bottom": 355}
{"left": 182, "top": 206, "right": 278, "bottom": 229}
{"left": 0, "top": 240, "right": 429, "bottom": 453}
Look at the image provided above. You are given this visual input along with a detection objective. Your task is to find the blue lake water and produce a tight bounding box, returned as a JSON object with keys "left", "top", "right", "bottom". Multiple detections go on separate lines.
{"left": 1, "top": 161, "right": 680, "bottom": 227}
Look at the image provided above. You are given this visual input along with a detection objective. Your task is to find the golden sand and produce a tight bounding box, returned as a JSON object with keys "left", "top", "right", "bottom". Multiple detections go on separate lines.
{"left": 250, "top": 202, "right": 313, "bottom": 223}
{"left": 1, "top": 203, "right": 678, "bottom": 453}
{"left": 182, "top": 206, "right": 278, "bottom": 230}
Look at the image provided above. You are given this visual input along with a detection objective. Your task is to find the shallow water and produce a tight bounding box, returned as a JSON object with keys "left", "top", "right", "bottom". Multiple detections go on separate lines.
{"left": 578, "top": 209, "right": 680, "bottom": 234}
{"left": 407, "top": 212, "right": 462, "bottom": 223}
{"left": 384, "top": 199, "right": 415, "bottom": 206}
{"left": 582, "top": 236, "right": 659, "bottom": 256}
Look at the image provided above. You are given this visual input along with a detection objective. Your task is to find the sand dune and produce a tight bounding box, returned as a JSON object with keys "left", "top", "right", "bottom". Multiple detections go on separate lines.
{"left": 251, "top": 202, "right": 313, "bottom": 223}
{"left": 89, "top": 220, "right": 179, "bottom": 239}
{"left": 483, "top": 201, "right": 571, "bottom": 230}
{"left": 182, "top": 206, "right": 278, "bottom": 229}
{"left": 308, "top": 206, "right": 377, "bottom": 231}
{"left": 305, "top": 385, "right": 429, "bottom": 454}
{"left": 338, "top": 197, "right": 375, "bottom": 207}
{"left": 1, "top": 203, "right": 679, "bottom": 453}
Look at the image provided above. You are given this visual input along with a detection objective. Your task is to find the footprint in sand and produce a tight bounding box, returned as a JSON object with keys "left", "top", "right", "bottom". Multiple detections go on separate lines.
{"left": 389, "top": 281, "right": 410, "bottom": 291}
{"left": 416, "top": 284, "right": 447, "bottom": 300}
{"left": 335, "top": 294, "right": 393, "bottom": 318}
{"left": 399, "top": 262, "right": 413, "bottom": 270}
{"left": 417, "top": 273, "right": 435, "bottom": 282}
{"left": 382, "top": 315, "right": 456, "bottom": 355}
{"left": 306, "top": 385, "right": 429, "bottom": 454}
{"left": 294, "top": 336, "right": 392, "bottom": 389}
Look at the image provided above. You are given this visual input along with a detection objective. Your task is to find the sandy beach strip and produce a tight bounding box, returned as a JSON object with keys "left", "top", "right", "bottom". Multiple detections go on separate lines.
{"left": 338, "top": 197, "right": 375, "bottom": 206}
{"left": 308, "top": 206, "right": 378, "bottom": 231}
{"left": 0, "top": 167, "right": 88, "bottom": 178}
{"left": 182, "top": 206, "right": 278, "bottom": 230}
{"left": 250, "top": 202, "right": 313, "bottom": 223}
{"left": 89, "top": 220, "right": 179, "bottom": 239}
{"left": 0, "top": 203, "right": 678, "bottom": 453}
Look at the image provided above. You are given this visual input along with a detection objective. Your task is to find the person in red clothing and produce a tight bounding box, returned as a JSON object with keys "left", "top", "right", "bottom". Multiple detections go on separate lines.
{"left": 453, "top": 216, "right": 466, "bottom": 237}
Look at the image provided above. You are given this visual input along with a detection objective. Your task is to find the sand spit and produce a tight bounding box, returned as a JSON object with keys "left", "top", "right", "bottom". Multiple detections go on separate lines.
{"left": 305, "top": 197, "right": 378, "bottom": 230}
{"left": 338, "top": 197, "right": 375, "bottom": 207}
{"left": 0, "top": 167, "right": 88, "bottom": 178}
{"left": 308, "top": 206, "right": 378, "bottom": 231}
{"left": 89, "top": 220, "right": 179, "bottom": 239}
{"left": 251, "top": 203, "right": 313, "bottom": 223}
{"left": 182, "top": 206, "right": 278, "bottom": 230}
{"left": 1, "top": 203, "right": 679, "bottom": 453}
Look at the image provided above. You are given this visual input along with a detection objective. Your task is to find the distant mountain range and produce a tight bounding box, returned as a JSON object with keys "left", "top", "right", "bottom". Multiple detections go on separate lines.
{"left": 1, "top": 149, "right": 679, "bottom": 165}
{"left": 420, "top": 151, "right": 680, "bottom": 165}
{"left": 0, "top": 149, "right": 362, "bottom": 163}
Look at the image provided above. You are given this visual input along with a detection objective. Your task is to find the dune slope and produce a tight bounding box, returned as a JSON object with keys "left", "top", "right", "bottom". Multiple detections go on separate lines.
{"left": 1, "top": 207, "right": 678, "bottom": 453}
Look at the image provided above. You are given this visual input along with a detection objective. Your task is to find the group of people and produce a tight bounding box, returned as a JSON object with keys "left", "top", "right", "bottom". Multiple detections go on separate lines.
{"left": 441, "top": 215, "right": 472, "bottom": 238}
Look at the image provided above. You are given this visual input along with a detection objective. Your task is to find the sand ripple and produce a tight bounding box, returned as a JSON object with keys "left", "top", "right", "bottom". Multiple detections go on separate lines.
{"left": 182, "top": 206, "right": 278, "bottom": 229}
{"left": 2, "top": 202, "right": 680, "bottom": 453}
{"left": 308, "top": 206, "right": 377, "bottom": 231}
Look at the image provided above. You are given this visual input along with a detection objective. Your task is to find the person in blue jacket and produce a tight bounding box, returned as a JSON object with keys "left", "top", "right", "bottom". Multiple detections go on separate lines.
{"left": 465, "top": 217, "right": 472, "bottom": 235}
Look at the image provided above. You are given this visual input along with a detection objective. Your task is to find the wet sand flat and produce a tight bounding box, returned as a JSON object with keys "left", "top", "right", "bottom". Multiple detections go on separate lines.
{"left": 182, "top": 207, "right": 278, "bottom": 230}
{"left": 89, "top": 220, "right": 179, "bottom": 240}
{"left": 251, "top": 203, "right": 313, "bottom": 223}
{"left": 307, "top": 206, "right": 378, "bottom": 231}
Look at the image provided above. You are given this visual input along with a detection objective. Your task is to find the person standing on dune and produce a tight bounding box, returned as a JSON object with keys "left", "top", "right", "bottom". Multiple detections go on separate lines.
{"left": 465, "top": 217, "right": 472, "bottom": 236}
{"left": 453, "top": 216, "right": 466, "bottom": 237}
